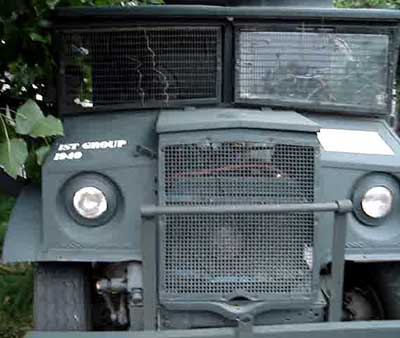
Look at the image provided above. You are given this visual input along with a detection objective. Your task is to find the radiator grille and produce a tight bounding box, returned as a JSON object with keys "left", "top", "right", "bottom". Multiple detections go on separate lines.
{"left": 60, "top": 27, "right": 220, "bottom": 110}
{"left": 236, "top": 30, "right": 389, "bottom": 113}
{"left": 160, "top": 140, "right": 316, "bottom": 301}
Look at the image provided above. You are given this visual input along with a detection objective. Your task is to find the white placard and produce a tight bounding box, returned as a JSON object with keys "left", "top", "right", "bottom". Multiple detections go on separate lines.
{"left": 317, "top": 128, "right": 394, "bottom": 156}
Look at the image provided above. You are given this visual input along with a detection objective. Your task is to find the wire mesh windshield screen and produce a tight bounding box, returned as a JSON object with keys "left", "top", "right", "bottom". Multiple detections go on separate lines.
{"left": 59, "top": 26, "right": 221, "bottom": 112}
{"left": 159, "top": 133, "right": 318, "bottom": 302}
{"left": 235, "top": 28, "right": 390, "bottom": 114}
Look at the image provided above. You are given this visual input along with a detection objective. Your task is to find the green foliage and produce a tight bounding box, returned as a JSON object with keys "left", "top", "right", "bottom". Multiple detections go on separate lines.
{"left": 0, "top": 0, "right": 162, "bottom": 181}
{"left": 0, "top": 264, "right": 33, "bottom": 320}
{"left": 0, "top": 313, "right": 32, "bottom": 338}
{"left": 0, "top": 196, "right": 32, "bottom": 338}
{"left": 0, "top": 100, "right": 63, "bottom": 179}
{"left": 0, "top": 139, "right": 28, "bottom": 179}
{"left": 16, "top": 100, "right": 63, "bottom": 138}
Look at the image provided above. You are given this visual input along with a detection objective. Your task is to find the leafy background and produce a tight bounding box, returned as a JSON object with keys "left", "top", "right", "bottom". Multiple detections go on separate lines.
{"left": 0, "top": 0, "right": 398, "bottom": 337}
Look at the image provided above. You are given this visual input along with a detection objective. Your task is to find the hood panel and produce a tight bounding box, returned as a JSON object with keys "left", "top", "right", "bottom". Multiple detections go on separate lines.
{"left": 157, "top": 108, "right": 319, "bottom": 133}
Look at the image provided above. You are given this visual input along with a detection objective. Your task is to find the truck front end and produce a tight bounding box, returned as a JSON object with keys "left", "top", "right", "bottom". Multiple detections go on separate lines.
{"left": 3, "top": 1, "right": 400, "bottom": 337}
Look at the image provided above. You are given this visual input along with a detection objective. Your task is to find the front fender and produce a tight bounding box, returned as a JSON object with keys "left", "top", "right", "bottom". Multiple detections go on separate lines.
{"left": 0, "top": 170, "right": 25, "bottom": 196}
{"left": 2, "top": 185, "right": 41, "bottom": 263}
{"left": 2, "top": 182, "right": 141, "bottom": 263}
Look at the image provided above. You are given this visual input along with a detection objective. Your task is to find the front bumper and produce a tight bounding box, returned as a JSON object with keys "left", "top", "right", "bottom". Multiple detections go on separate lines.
{"left": 140, "top": 201, "right": 353, "bottom": 324}
{"left": 26, "top": 321, "right": 400, "bottom": 338}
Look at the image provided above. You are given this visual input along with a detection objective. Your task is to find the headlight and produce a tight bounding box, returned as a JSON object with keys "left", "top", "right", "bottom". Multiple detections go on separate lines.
{"left": 361, "top": 186, "right": 393, "bottom": 219}
{"left": 73, "top": 186, "right": 108, "bottom": 219}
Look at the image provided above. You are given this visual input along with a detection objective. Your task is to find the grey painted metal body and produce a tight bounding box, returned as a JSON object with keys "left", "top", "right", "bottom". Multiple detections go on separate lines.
{"left": 156, "top": 109, "right": 320, "bottom": 134}
{"left": 55, "top": 6, "right": 400, "bottom": 21}
{"left": 24, "top": 320, "right": 400, "bottom": 338}
{"left": 141, "top": 201, "right": 352, "bottom": 217}
{"left": 165, "top": 0, "right": 334, "bottom": 7}
{"left": 2, "top": 185, "right": 41, "bottom": 262}
{"left": 4, "top": 4, "right": 400, "bottom": 336}
{"left": 4, "top": 110, "right": 400, "bottom": 264}
{"left": 238, "top": 0, "right": 334, "bottom": 7}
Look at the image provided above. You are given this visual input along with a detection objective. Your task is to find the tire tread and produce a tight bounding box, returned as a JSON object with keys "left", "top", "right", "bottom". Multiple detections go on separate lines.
{"left": 34, "top": 263, "right": 91, "bottom": 331}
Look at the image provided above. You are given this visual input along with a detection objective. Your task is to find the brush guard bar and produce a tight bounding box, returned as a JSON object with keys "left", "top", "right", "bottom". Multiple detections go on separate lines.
{"left": 140, "top": 200, "right": 352, "bottom": 331}
{"left": 25, "top": 321, "right": 400, "bottom": 338}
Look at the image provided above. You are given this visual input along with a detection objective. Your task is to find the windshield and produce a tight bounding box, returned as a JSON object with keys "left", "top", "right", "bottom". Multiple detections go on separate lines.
{"left": 236, "top": 30, "right": 390, "bottom": 113}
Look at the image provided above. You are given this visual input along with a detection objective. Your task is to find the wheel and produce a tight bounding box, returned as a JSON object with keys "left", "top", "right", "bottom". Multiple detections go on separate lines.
{"left": 34, "top": 262, "right": 92, "bottom": 331}
{"left": 341, "top": 263, "right": 384, "bottom": 321}
{"left": 371, "top": 263, "right": 400, "bottom": 319}
{"left": 343, "top": 284, "right": 384, "bottom": 321}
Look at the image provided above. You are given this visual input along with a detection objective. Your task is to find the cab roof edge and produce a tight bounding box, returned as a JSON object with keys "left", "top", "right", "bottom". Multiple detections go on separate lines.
{"left": 165, "top": 0, "right": 333, "bottom": 7}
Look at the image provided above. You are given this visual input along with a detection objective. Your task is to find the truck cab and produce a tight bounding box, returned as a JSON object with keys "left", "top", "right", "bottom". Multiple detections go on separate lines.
{"left": 3, "top": 0, "right": 400, "bottom": 337}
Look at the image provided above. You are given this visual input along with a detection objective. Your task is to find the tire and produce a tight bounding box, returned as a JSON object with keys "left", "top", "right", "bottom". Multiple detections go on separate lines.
{"left": 34, "top": 263, "right": 92, "bottom": 331}
{"left": 370, "top": 263, "right": 400, "bottom": 319}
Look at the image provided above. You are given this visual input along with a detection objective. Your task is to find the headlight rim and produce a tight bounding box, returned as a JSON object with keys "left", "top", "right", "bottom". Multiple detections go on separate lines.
{"left": 353, "top": 173, "right": 399, "bottom": 227}
{"left": 63, "top": 172, "right": 119, "bottom": 227}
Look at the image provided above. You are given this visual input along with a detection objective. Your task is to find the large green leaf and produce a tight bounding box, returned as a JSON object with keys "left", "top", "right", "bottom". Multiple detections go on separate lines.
{"left": 15, "top": 99, "right": 63, "bottom": 138}
{"left": 35, "top": 145, "right": 50, "bottom": 165}
{"left": 29, "top": 32, "right": 50, "bottom": 44}
{"left": 15, "top": 99, "right": 44, "bottom": 135}
{"left": 29, "top": 115, "right": 64, "bottom": 138}
{"left": 0, "top": 138, "right": 28, "bottom": 179}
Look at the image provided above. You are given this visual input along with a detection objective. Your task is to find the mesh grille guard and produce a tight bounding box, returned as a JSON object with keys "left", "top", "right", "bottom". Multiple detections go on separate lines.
{"left": 158, "top": 132, "right": 319, "bottom": 303}
{"left": 58, "top": 26, "right": 221, "bottom": 112}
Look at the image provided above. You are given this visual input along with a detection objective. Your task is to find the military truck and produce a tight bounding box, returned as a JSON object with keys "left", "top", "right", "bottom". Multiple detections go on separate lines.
{"left": 3, "top": 0, "right": 400, "bottom": 336}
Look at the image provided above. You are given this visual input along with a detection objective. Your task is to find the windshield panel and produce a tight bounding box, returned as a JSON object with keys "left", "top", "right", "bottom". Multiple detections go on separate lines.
{"left": 236, "top": 30, "right": 390, "bottom": 113}
{"left": 60, "top": 26, "right": 221, "bottom": 113}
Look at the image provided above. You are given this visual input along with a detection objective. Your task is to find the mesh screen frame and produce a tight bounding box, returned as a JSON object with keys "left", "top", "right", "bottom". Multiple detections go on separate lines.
{"left": 158, "top": 130, "right": 320, "bottom": 304}
{"left": 57, "top": 25, "right": 222, "bottom": 114}
{"left": 234, "top": 23, "right": 398, "bottom": 115}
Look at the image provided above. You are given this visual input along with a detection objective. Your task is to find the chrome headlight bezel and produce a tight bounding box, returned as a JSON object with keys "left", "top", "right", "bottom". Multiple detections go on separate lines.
{"left": 63, "top": 173, "right": 118, "bottom": 227}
